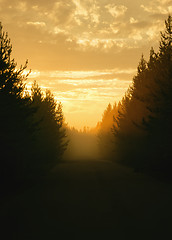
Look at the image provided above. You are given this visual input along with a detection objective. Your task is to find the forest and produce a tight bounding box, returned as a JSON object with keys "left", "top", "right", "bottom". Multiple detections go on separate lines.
{"left": 1, "top": 16, "right": 172, "bottom": 196}
{"left": 97, "top": 15, "right": 172, "bottom": 181}
{"left": 1, "top": 14, "right": 172, "bottom": 240}
{"left": 0, "top": 23, "right": 68, "bottom": 194}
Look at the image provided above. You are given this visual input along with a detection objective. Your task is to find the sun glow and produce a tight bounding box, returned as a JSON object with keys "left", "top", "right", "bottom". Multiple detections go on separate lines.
{"left": 2, "top": 0, "right": 170, "bottom": 129}
{"left": 26, "top": 69, "right": 133, "bottom": 129}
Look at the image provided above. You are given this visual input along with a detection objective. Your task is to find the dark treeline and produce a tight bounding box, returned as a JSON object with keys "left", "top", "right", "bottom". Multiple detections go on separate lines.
{"left": 0, "top": 23, "right": 67, "bottom": 193}
{"left": 96, "top": 103, "right": 119, "bottom": 158}
{"left": 98, "top": 16, "right": 172, "bottom": 180}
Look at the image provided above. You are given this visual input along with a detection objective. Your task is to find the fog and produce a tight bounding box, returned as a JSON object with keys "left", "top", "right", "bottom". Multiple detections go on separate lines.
{"left": 63, "top": 128, "right": 100, "bottom": 161}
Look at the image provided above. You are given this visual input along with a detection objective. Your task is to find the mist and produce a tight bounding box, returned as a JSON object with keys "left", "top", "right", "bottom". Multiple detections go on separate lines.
{"left": 64, "top": 128, "right": 100, "bottom": 161}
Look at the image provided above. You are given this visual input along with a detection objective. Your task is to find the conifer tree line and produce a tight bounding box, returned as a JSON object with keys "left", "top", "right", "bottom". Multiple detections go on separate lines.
{"left": 0, "top": 23, "right": 67, "bottom": 187}
{"left": 98, "top": 15, "right": 172, "bottom": 179}
{"left": 97, "top": 103, "right": 119, "bottom": 158}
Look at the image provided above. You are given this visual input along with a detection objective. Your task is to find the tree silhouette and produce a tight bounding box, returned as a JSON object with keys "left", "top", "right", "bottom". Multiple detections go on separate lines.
{"left": 111, "top": 15, "right": 172, "bottom": 179}
{"left": 0, "top": 22, "right": 34, "bottom": 181}
{"left": 97, "top": 103, "right": 119, "bottom": 157}
{"left": 30, "top": 81, "right": 68, "bottom": 172}
{"left": 0, "top": 23, "right": 68, "bottom": 193}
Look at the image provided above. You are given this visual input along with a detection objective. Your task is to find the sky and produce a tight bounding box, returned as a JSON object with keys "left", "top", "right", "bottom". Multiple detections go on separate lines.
{"left": 0, "top": 0, "right": 172, "bottom": 129}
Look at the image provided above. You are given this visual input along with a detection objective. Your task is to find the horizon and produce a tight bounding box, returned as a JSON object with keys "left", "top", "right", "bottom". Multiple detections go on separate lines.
{"left": 1, "top": 0, "right": 171, "bottom": 128}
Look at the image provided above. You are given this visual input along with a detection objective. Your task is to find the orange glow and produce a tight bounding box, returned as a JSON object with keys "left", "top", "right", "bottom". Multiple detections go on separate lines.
{"left": 26, "top": 70, "right": 133, "bottom": 129}
{"left": 1, "top": 0, "right": 170, "bottom": 129}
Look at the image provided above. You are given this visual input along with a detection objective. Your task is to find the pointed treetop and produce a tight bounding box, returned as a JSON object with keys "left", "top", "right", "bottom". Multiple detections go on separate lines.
{"left": 159, "top": 15, "right": 172, "bottom": 53}
{"left": 137, "top": 54, "right": 147, "bottom": 74}
{"left": 165, "top": 15, "right": 172, "bottom": 36}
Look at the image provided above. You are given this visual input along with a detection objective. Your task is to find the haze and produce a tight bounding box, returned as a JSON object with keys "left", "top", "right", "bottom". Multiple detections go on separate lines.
{"left": 1, "top": 0, "right": 171, "bottom": 128}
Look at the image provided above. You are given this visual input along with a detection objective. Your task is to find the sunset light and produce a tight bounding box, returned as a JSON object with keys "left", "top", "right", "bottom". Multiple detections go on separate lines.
{"left": 1, "top": 1, "right": 172, "bottom": 239}
{"left": 26, "top": 69, "right": 134, "bottom": 128}
{"left": 1, "top": 0, "right": 170, "bottom": 128}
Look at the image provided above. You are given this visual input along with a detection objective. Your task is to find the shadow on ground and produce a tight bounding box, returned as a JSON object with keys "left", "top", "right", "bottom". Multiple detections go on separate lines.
{"left": 1, "top": 159, "right": 172, "bottom": 239}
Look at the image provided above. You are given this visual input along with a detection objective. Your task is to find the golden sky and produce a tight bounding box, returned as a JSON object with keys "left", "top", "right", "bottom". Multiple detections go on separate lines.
{"left": 1, "top": 0, "right": 171, "bottom": 129}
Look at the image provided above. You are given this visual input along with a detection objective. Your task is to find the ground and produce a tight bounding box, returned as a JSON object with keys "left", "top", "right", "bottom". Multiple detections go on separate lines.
{"left": 1, "top": 159, "right": 172, "bottom": 239}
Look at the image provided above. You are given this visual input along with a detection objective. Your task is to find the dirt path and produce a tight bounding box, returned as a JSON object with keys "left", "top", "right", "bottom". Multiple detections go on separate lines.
{"left": 1, "top": 160, "right": 172, "bottom": 239}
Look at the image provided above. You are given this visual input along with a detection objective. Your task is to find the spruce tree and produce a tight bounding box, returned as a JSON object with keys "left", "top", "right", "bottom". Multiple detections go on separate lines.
{"left": 0, "top": 22, "right": 68, "bottom": 188}
{"left": 0, "top": 22, "right": 34, "bottom": 182}
{"left": 30, "top": 82, "right": 67, "bottom": 171}
{"left": 112, "top": 15, "right": 172, "bottom": 178}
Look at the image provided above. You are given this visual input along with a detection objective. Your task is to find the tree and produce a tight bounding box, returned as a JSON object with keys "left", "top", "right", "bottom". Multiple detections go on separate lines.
{"left": 97, "top": 102, "right": 119, "bottom": 157}
{"left": 0, "top": 23, "right": 68, "bottom": 191}
{"left": 0, "top": 22, "right": 34, "bottom": 181}
{"left": 0, "top": 23, "right": 29, "bottom": 96}
{"left": 30, "top": 82, "right": 68, "bottom": 171}
{"left": 141, "top": 15, "right": 172, "bottom": 173}
{"left": 112, "top": 15, "right": 172, "bottom": 178}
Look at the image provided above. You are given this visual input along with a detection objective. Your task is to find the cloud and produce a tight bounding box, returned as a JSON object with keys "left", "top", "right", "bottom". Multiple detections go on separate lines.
{"left": 16, "top": 1, "right": 27, "bottom": 12}
{"left": 27, "top": 68, "right": 132, "bottom": 127}
{"left": 130, "top": 17, "right": 138, "bottom": 24}
{"left": 27, "top": 21, "right": 46, "bottom": 27}
{"left": 141, "top": 4, "right": 169, "bottom": 14}
{"left": 141, "top": 0, "right": 172, "bottom": 15}
{"left": 73, "top": 0, "right": 88, "bottom": 17}
{"left": 48, "top": 1, "right": 76, "bottom": 25}
{"left": 1, "top": 0, "right": 169, "bottom": 128}
{"left": 0, "top": 0, "right": 169, "bottom": 73}
{"left": 3, "top": 0, "right": 168, "bottom": 128}
{"left": 26, "top": 69, "right": 133, "bottom": 97}
{"left": 105, "top": 4, "right": 127, "bottom": 18}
